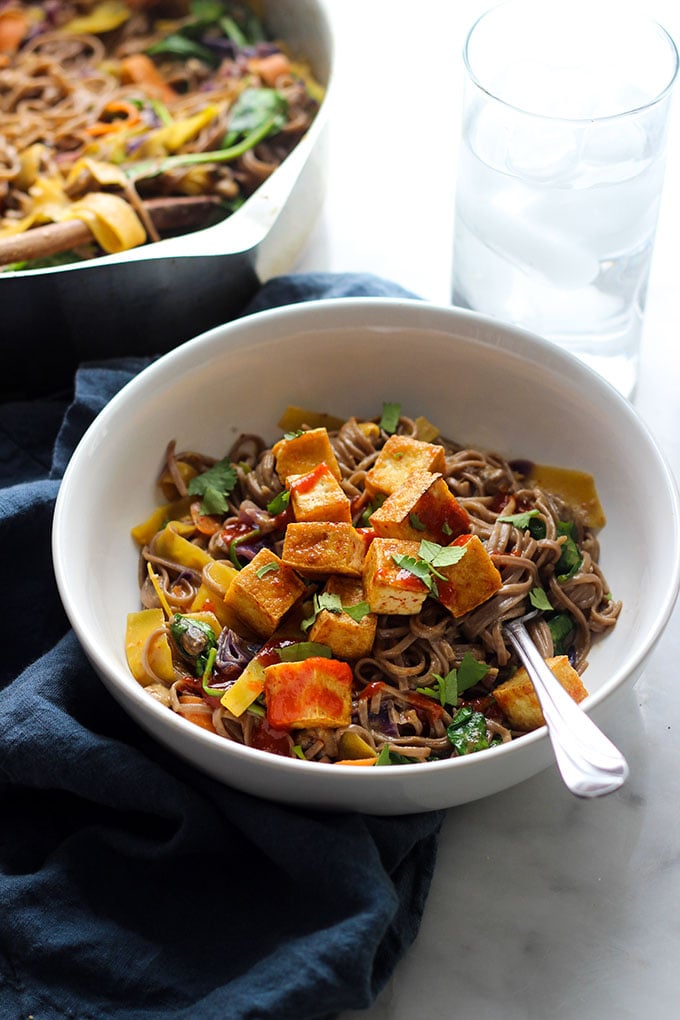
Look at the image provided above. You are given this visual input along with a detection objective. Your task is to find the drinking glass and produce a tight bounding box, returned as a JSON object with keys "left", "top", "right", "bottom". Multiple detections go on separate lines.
{"left": 451, "top": 0, "right": 678, "bottom": 398}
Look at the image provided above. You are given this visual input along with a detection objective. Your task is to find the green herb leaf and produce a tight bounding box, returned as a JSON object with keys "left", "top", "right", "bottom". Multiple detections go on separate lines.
{"left": 278, "top": 641, "right": 332, "bottom": 662}
{"left": 361, "top": 493, "right": 386, "bottom": 525}
{"left": 529, "top": 586, "right": 553, "bottom": 611}
{"left": 430, "top": 667, "right": 459, "bottom": 707}
{"left": 224, "top": 88, "right": 288, "bottom": 147}
{"left": 343, "top": 601, "right": 371, "bottom": 623}
{"left": 419, "top": 539, "right": 467, "bottom": 570}
{"left": 555, "top": 521, "right": 582, "bottom": 581}
{"left": 292, "top": 744, "right": 306, "bottom": 760}
{"left": 409, "top": 512, "right": 426, "bottom": 531}
{"left": 457, "top": 651, "right": 490, "bottom": 692}
{"left": 374, "top": 746, "right": 419, "bottom": 766}
{"left": 497, "top": 508, "right": 540, "bottom": 529}
{"left": 547, "top": 612, "right": 575, "bottom": 655}
{"left": 392, "top": 553, "right": 435, "bottom": 592}
{"left": 187, "top": 457, "right": 237, "bottom": 515}
{"left": 528, "top": 516, "right": 547, "bottom": 540}
{"left": 266, "top": 489, "right": 290, "bottom": 514}
{"left": 146, "top": 33, "right": 218, "bottom": 66}
{"left": 379, "top": 401, "right": 401, "bottom": 434}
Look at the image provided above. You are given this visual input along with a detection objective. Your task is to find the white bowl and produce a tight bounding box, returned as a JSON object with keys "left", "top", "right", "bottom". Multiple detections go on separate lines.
{"left": 52, "top": 299, "right": 680, "bottom": 814}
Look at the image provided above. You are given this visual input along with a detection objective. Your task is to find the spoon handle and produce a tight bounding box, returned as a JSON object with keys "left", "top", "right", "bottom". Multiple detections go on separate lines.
{"left": 504, "top": 618, "right": 629, "bottom": 798}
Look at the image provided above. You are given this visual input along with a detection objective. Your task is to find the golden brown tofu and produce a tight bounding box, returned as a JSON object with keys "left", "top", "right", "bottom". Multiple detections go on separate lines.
{"left": 288, "top": 463, "right": 352, "bottom": 523}
{"left": 493, "top": 655, "right": 589, "bottom": 731}
{"left": 264, "top": 656, "right": 353, "bottom": 729}
{"left": 369, "top": 469, "right": 470, "bottom": 543}
{"left": 365, "top": 435, "right": 447, "bottom": 497}
{"left": 362, "top": 537, "right": 429, "bottom": 615}
{"left": 222, "top": 548, "right": 306, "bottom": 638}
{"left": 272, "top": 427, "right": 342, "bottom": 483}
{"left": 281, "top": 522, "right": 366, "bottom": 577}
{"left": 309, "top": 576, "right": 377, "bottom": 659}
{"left": 436, "top": 534, "right": 502, "bottom": 617}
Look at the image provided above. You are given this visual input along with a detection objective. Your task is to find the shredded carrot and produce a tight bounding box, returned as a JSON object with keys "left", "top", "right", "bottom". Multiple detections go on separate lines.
{"left": 0, "top": 9, "right": 28, "bottom": 54}
{"left": 246, "top": 52, "right": 292, "bottom": 87}
{"left": 146, "top": 562, "right": 173, "bottom": 619}
{"left": 119, "top": 53, "right": 177, "bottom": 104}
{"left": 190, "top": 500, "right": 222, "bottom": 536}
{"left": 86, "top": 100, "right": 141, "bottom": 136}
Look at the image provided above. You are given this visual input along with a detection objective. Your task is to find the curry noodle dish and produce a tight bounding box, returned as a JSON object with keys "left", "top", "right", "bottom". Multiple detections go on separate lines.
{"left": 126, "top": 405, "right": 622, "bottom": 766}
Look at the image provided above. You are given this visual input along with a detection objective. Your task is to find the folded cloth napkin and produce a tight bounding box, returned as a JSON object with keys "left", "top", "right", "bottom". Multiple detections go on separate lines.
{"left": 0, "top": 273, "right": 445, "bottom": 1020}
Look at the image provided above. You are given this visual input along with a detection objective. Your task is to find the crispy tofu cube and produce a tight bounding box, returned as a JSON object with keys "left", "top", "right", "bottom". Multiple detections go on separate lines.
{"left": 272, "top": 427, "right": 342, "bottom": 483}
{"left": 264, "top": 656, "right": 353, "bottom": 729}
{"left": 281, "top": 522, "right": 366, "bottom": 577}
{"left": 493, "top": 655, "right": 588, "bottom": 731}
{"left": 288, "top": 463, "right": 352, "bottom": 523}
{"left": 369, "top": 469, "right": 470, "bottom": 543}
{"left": 436, "top": 534, "right": 502, "bottom": 617}
{"left": 365, "top": 435, "right": 446, "bottom": 497}
{"left": 222, "top": 548, "right": 306, "bottom": 638}
{"left": 362, "top": 537, "right": 429, "bottom": 615}
{"left": 309, "top": 577, "right": 377, "bottom": 659}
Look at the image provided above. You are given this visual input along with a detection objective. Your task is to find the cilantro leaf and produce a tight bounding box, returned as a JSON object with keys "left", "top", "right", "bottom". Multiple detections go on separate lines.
{"left": 419, "top": 539, "right": 467, "bottom": 570}
{"left": 556, "top": 521, "right": 582, "bottom": 581}
{"left": 392, "top": 553, "right": 436, "bottom": 592}
{"left": 266, "top": 489, "right": 290, "bottom": 514}
{"left": 375, "top": 746, "right": 419, "bottom": 766}
{"left": 547, "top": 612, "right": 575, "bottom": 655}
{"left": 187, "top": 457, "right": 237, "bottom": 515}
{"left": 431, "top": 668, "right": 459, "bottom": 707}
{"left": 457, "top": 651, "right": 490, "bottom": 692}
{"left": 278, "top": 641, "right": 332, "bottom": 662}
{"left": 497, "top": 508, "right": 540, "bottom": 529}
{"left": 409, "top": 512, "right": 426, "bottom": 531}
{"left": 380, "top": 401, "right": 401, "bottom": 434}
{"left": 342, "top": 601, "right": 371, "bottom": 623}
{"left": 529, "top": 586, "right": 553, "bottom": 611}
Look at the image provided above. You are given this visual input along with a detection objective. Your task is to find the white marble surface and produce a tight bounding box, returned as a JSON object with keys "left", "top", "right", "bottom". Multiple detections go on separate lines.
{"left": 294, "top": 2, "right": 680, "bottom": 1017}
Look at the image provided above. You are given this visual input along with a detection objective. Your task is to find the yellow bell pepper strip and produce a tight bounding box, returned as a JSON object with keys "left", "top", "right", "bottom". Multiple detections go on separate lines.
{"left": 126, "top": 608, "right": 175, "bottom": 685}
{"left": 61, "top": 1, "right": 130, "bottom": 35}
{"left": 130, "top": 496, "right": 192, "bottom": 547}
{"left": 152, "top": 521, "right": 213, "bottom": 572}
{"left": 146, "top": 562, "right": 173, "bottom": 619}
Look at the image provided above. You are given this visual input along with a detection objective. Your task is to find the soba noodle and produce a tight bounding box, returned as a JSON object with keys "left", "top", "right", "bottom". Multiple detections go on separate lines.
{"left": 127, "top": 411, "right": 621, "bottom": 766}
{"left": 0, "top": 1, "right": 322, "bottom": 267}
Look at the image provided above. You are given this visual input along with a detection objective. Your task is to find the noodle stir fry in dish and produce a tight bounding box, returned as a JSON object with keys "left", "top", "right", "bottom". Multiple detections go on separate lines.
{"left": 0, "top": 0, "right": 323, "bottom": 269}
{"left": 126, "top": 406, "right": 621, "bottom": 766}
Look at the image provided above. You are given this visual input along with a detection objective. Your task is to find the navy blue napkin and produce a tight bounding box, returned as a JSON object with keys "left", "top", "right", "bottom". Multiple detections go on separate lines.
{"left": 0, "top": 273, "right": 445, "bottom": 1020}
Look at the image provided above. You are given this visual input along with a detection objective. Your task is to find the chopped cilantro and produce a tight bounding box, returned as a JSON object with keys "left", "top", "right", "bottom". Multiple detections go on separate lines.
{"left": 374, "top": 746, "right": 419, "bottom": 766}
{"left": 497, "top": 508, "right": 540, "bottom": 529}
{"left": 361, "top": 493, "right": 386, "bottom": 525}
{"left": 409, "top": 512, "right": 427, "bottom": 531}
{"left": 278, "top": 641, "right": 332, "bottom": 662}
{"left": 393, "top": 539, "right": 468, "bottom": 597}
{"left": 529, "top": 586, "right": 553, "bottom": 611}
{"left": 547, "top": 612, "right": 575, "bottom": 655}
{"left": 442, "top": 521, "right": 453, "bottom": 536}
{"left": 343, "top": 601, "right": 371, "bottom": 623}
{"left": 283, "top": 429, "right": 305, "bottom": 440}
{"left": 555, "top": 521, "right": 582, "bottom": 581}
{"left": 266, "top": 489, "right": 290, "bottom": 514}
{"left": 292, "top": 744, "right": 307, "bottom": 760}
{"left": 187, "top": 457, "right": 237, "bottom": 515}
{"left": 457, "top": 651, "right": 490, "bottom": 692}
{"left": 379, "top": 401, "right": 401, "bottom": 434}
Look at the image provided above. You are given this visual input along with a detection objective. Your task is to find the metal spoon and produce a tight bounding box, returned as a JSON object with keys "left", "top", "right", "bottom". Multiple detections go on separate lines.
{"left": 504, "top": 613, "right": 629, "bottom": 798}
